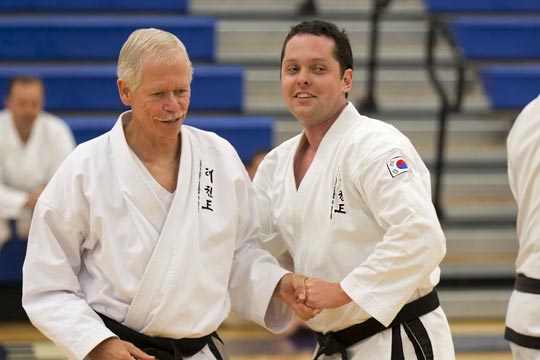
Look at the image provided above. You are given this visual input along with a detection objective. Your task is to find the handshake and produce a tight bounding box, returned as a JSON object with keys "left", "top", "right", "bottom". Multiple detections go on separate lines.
{"left": 276, "top": 273, "right": 352, "bottom": 321}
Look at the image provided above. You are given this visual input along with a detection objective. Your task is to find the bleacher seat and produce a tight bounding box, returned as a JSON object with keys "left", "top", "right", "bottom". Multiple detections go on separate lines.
{"left": 0, "top": 16, "right": 215, "bottom": 62}
{"left": 424, "top": 0, "right": 540, "bottom": 14}
{"left": 66, "top": 116, "right": 274, "bottom": 163}
{"left": 445, "top": 16, "right": 540, "bottom": 108}
{"left": 424, "top": 1, "right": 540, "bottom": 111}
{"left": 0, "top": 0, "right": 188, "bottom": 12}
{"left": 0, "top": 65, "right": 244, "bottom": 112}
{"left": 448, "top": 17, "right": 540, "bottom": 60}
{"left": 480, "top": 65, "right": 540, "bottom": 109}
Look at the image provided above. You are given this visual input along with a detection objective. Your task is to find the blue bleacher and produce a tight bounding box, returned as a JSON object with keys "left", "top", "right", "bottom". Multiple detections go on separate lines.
{"left": 445, "top": 17, "right": 540, "bottom": 109}
{"left": 66, "top": 116, "right": 274, "bottom": 163}
{"left": 448, "top": 17, "right": 540, "bottom": 60}
{"left": 424, "top": 2, "right": 540, "bottom": 111}
{"left": 424, "top": 0, "right": 540, "bottom": 14}
{"left": 0, "top": 0, "right": 187, "bottom": 12}
{"left": 0, "top": 65, "right": 244, "bottom": 112}
{"left": 0, "top": 16, "right": 215, "bottom": 62}
{"left": 422, "top": 0, "right": 540, "bottom": 216}
{"left": 480, "top": 65, "right": 540, "bottom": 109}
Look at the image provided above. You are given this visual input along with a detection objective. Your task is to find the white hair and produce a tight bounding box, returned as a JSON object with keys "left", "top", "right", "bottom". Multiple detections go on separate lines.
{"left": 117, "top": 28, "right": 193, "bottom": 91}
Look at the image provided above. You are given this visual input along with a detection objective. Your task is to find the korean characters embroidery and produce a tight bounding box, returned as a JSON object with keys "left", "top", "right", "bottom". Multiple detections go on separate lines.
{"left": 198, "top": 160, "right": 214, "bottom": 212}
{"left": 330, "top": 168, "right": 346, "bottom": 219}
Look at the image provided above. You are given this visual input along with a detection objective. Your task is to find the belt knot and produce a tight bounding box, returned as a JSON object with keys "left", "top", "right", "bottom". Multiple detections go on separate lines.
{"left": 315, "top": 332, "right": 348, "bottom": 360}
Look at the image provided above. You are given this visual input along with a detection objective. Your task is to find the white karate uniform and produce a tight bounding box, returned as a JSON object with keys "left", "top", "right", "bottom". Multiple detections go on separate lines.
{"left": 0, "top": 109, "right": 75, "bottom": 248}
{"left": 254, "top": 103, "right": 455, "bottom": 359}
{"left": 22, "top": 111, "right": 291, "bottom": 360}
{"left": 505, "top": 95, "right": 540, "bottom": 359}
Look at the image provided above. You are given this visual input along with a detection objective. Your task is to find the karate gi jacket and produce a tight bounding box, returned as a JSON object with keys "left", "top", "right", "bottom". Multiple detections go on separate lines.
{"left": 0, "top": 109, "right": 75, "bottom": 248}
{"left": 22, "top": 112, "right": 291, "bottom": 360}
{"left": 254, "top": 103, "right": 447, "bottom": 333}
{"left": 506, "top": 95, "right": 540, "bottom": 346}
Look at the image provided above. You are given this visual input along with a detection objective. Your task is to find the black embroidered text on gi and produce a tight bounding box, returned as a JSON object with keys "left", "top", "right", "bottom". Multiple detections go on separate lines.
{"left": 330, "top": 169, "right": 347, "bottom": 219}
{"left": 202, "top": 167, "right": 214, "bottom": 211}
{"left": 198, "top": 161, "right": 215, "bottom": 212}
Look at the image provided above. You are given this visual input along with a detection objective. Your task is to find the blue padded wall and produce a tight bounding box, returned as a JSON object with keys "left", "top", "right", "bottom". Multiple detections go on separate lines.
{"left": 0, "top": 65, "right": 244, "bottom": 112}
{"left": 0, "top": 16, "right": 215, "bottom": 62}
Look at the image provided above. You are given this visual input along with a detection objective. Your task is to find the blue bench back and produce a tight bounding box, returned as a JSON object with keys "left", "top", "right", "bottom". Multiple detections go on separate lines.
{"left": 480, "top": 65, "right": 540, "bottom": 109}
{"left": 448, "top": 17, "right": 540, "bottom": 60}
{"left": 0, "top": 16, "right": 214, "bottom": 62}
{"left": 0, "top": 65, "right": 244, "bottom": 112}
{"left": 66, "top": 116, "right": 274, "bottom": 163}
{"left": 0, "top": 0, "right": 188, "bottom": 12}
{"left": 424, "top": 0, "right": 540, "bottom": 13}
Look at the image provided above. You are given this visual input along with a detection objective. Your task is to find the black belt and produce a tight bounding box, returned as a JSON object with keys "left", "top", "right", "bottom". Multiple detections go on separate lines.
{"left": 514, "top": 273, "right": 540, "bottom": 294}
{"left": 97, "top": 313, "right": 224, "bottom": 360}
{"left": 314, "top": 290, "right": 439, "bottom": 360}
{"left": 504, "top": 274, "right": 540, "bottom": 349}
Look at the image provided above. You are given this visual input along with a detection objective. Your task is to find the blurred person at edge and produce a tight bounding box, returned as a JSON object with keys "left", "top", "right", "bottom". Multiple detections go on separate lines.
{"left": 22, "top": 28, "right": 318, "bottom": 360}
{"left": 253, "top": 20, "right": 455, "bottom": 360}
{"left": 0, "top": 76, "right": 75, "bottom": 279}
{"left": 504, "top": 95, "right": 540, "bottom": 359}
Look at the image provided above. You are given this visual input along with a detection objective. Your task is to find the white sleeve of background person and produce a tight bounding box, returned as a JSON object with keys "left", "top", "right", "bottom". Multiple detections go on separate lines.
{"left": 505, "top": 96, "right": 540, "bottom": 340}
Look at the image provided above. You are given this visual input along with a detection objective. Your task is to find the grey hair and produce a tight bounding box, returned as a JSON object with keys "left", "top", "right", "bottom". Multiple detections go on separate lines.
{"left": 117, "top": 28, "right": 193, "bottom": 91}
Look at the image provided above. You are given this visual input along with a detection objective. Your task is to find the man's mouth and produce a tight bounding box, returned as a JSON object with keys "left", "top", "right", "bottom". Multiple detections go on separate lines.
{"left": 295, "top": 92, "right": 315, "bottom": 99}
{"left": 157, "top": 112, "right": 184, "bottom": 123}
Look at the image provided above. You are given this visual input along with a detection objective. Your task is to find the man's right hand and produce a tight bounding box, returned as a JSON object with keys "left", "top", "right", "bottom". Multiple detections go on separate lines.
{"left": 275, "top": 273, "right": 321, "bottom": 321}
{"left": 88, "top": 338, "right": 155, "bottom": 360}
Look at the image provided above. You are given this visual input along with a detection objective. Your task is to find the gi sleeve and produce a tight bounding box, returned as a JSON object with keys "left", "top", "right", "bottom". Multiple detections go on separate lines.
{"left": 228, "top": 168, "right": 293, "bottom": 333}
{"left": 22, "top": 166, "right": 115, "bottom": 360}
{"left": 252, "top": 155, "right": 289, "bottom": 257}
{"left": 340, "top": 147, "right": 446, "bottom": 326}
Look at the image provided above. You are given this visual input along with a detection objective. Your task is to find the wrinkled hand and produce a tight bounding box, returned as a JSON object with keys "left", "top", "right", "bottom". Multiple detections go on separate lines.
{"left": 276, "top": 273, "right": 321, "bottom": 321}
{"left": 88, "top": 337, "right": 155, "bottom": 360}
{"left": 303, "top": 277, "right": 352, "bottom": 309}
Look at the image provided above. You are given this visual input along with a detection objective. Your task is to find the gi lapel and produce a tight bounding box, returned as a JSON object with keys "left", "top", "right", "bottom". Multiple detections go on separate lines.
{"left": 291, "top": 104, "right": 356, "bottom": 266}
{"left": 110, "top": 117, "right": 168, "bottom": 233}
{"left": 121, "top": 124, "right": 195, "bottom": 330}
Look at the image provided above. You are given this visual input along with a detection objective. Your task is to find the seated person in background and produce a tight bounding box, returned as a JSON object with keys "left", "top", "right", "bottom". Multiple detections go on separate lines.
{"left": 246, "top": 148, "right": 270, "bottom": 180}
{"left": 0, "top": 75, "right": 75, "bottom": 281}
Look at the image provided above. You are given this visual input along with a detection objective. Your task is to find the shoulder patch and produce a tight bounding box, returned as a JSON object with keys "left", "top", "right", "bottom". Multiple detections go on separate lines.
{"left": 387, "top": 156, "right": 409, "bottom": 178}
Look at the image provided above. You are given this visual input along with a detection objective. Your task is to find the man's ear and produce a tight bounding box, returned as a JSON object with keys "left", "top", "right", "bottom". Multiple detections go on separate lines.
{"left": 117, "top": 79, "right": 132, "bottom": 106}
{"left": 342, "top": 68, "right": 353, "bottom": 93}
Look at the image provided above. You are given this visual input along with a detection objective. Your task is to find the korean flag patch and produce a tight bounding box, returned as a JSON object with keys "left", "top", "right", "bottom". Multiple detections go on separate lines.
{"left": 387, "top": 156, "right": 409, "bottom": 178}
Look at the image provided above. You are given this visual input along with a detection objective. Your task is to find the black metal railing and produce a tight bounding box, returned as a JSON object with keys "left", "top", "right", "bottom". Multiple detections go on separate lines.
{"left": 425, "top": 17, "right": 466, "bottom": 219}
{"left": 358, "top": 0, "right": 393, "bottom": 113}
